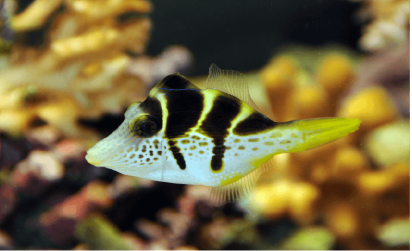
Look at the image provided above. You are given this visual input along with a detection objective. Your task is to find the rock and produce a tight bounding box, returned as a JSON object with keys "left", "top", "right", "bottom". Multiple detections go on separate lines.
{"left": 9, "top": 150, "right": 64, "bottom": 196}
{"left": 76, "top": 214, "right": 134, "bottom": 250}
{"left": 38, "top": 180, "right": 112, "bottom": 246}
{"left": 0, "top": 184, "right": 16, "bottom": 225}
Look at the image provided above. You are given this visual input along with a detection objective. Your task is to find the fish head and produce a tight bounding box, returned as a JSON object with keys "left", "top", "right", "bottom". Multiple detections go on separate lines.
{"left": 85, "top": 73, "right": 202, "bottom": 177}
{"left": 85, "top": 96, "right": 165, "bottom": 176}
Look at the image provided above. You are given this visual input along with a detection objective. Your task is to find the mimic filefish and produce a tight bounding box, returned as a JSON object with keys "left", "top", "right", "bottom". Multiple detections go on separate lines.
{"left": 86, "top": 64, "right": 361, "bottom": 203}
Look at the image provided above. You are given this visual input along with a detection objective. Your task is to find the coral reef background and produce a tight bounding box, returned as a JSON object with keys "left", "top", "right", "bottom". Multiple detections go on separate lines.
{"left": 0, "top": 0, "right": 409, "bottom": 249}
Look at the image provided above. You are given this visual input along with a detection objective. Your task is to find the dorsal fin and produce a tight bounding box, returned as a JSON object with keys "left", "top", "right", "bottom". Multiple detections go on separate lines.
{"left": 206, "top": 64, "right": 261, "bottom": 112}
{"left": 210, "top": 158, "right": 274, "bottom": 205}
{"left": 150, "top": 73, "right": 199, "bottom": 95}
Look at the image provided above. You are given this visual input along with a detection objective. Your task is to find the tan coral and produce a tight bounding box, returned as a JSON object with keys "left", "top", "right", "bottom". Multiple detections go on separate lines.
{"left": 0, "top": 108, "right": 35, "bottom": 136}
{"left": 12, "top": 0, "right": 64, "bottom": 31}
{"left": 65, "top": 0, "right": 151, "bottom": 21}
{"left": 357, "top": 0, "right": 410, "bottom": 51}
{"left": 0, "top": 0, "right": 152, "bottom": 138}
{"left": 50, "top": 18, "right": 151, "bottom": 61}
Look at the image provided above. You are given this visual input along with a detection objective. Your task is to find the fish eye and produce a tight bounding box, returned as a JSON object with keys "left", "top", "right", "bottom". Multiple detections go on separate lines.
{"left": 133, "top": 115, "right": 158, "bottom": 137}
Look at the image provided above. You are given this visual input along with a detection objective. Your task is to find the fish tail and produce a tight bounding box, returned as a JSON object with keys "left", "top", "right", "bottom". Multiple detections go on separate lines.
{"left": 279, "top": 117, "right": 361, "bottom": 153}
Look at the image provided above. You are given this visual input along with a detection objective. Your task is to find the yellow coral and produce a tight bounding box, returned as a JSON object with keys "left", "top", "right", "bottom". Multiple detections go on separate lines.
{"left": 261, "top": 56, "right": 297, "bottom": 121}
{"left": 325, "top": 202, "right": 359, "bottom": 238}
{"left": 251, "top": 180, "right": 290, "bottom": 218}
{"left": 294, "top": 85, "right": 329, "bottom": 119}
{"left": 316, "top": 54, "right": 354, "bottom": 96}
{"left": 357, "top": 163, "right": 409, "bottom": 195}
{"left": 0, "top": 0, "right": 152, "bottom": 138}
{"left": 288, "top": 182, "right": 319, "bottom": 225}
{"left": 332, "top": 146, "right": 369, "bottom": 176}
{"left": 247, "top": 48, "right": 409, "bottom": 249}
{"left": 251, "top": 180, "right": 320, "bottom": 225}
{"left": 338, "top": 87, "right": 398, "bottom": 131}
{"left": 12, "top": 0, "right": 64, "bottom": 31}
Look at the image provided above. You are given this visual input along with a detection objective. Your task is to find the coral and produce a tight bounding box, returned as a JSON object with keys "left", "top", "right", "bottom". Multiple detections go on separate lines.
{"left": 0, "top": 0, "right": 152, "bottom": 138}
{"left": 338, "top": 86, "right": 398, "bottom": 131}
{"left": 364, "top": 120, "right": 409, "bottom": 166}
{"left": 355, "top": 0, "right": 410, "bottom": 51}
{"left": 260, "top": 56, "right": 297, "bottom": 121}
{"left": 250, "top": 180, "right": 320, "bottom": 225}
{"left": 244, "top": 46, "right": 410, "bottom": 250}
{"left": 376, "top": 217, "right": 410, "bottom": 247}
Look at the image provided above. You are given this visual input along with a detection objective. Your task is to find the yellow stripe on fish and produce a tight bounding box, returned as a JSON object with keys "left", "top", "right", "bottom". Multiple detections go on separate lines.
{"left": 86, "top": 64, "right": 361, "bottom": 203}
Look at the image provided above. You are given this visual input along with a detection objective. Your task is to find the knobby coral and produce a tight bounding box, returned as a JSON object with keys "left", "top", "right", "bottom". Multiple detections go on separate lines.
{"left": 242, "top": 46, "right": 409, "bottom": 250}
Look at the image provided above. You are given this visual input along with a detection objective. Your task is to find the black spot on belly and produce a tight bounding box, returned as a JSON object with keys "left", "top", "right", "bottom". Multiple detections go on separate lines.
{"left": 200, "top": 95, "right": 240, "bottom": 172}
{"left": 211, "top": 139, "right": 226, "bottom": 171}
{"left": 168, "top": 140, "right": 186, "bottom": 170}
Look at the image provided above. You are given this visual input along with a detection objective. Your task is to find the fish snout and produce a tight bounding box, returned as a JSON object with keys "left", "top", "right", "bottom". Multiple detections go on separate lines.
{"left": 85, "top": 147, "right": 105, "bottom": 167}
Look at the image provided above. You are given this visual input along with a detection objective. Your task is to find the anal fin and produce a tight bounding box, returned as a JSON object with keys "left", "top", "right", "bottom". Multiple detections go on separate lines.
{"left": 210, "top": 160, "right": 274, "bottom": 205}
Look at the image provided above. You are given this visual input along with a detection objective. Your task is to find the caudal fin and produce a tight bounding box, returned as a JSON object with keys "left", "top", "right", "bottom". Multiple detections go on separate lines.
{"left": 283, "top": 117, "right": 361, "bottom": 153}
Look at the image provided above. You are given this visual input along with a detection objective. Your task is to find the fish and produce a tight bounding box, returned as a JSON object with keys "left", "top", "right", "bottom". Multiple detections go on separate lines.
{"left": 86, "top": 64, "right": 361, "bottom": 203}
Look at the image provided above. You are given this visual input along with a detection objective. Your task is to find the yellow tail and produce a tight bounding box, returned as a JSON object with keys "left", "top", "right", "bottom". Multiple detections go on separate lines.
{"left": 281, "top": 117, "right": 361, "bottom": 153}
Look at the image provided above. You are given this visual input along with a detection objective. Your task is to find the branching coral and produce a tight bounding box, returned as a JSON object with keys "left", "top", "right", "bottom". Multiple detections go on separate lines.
{"left": 354, "top": 0, "right": 410, "bottom": 51}
{"left": 0, "top": 0, "right": 152, "bottom": 138}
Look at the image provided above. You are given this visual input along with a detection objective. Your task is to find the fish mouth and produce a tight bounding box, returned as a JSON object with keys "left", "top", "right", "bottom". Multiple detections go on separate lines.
{"left": 85, "top": 147, "right": 109, "bottom": 167}
{"left": 85, "top": 151, "right": 104, "bottom": 167}
{"left": 85, "top": 140, "right": 120, "bottom": 167}
{"left": 85, "top": 136, "right": 143, "bottom": 167}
